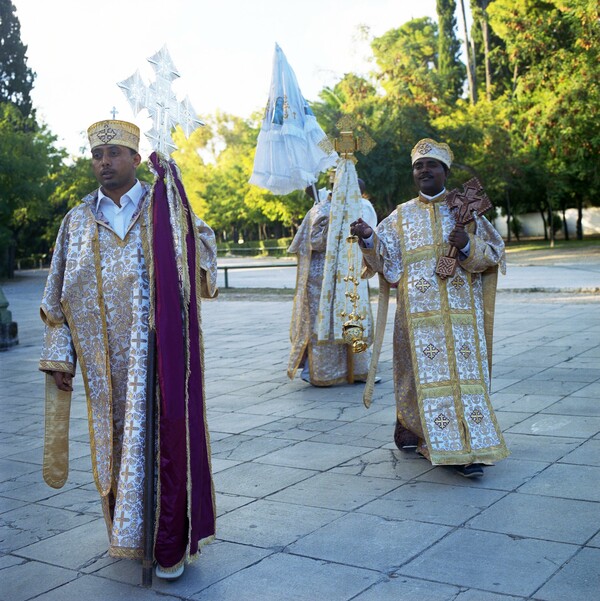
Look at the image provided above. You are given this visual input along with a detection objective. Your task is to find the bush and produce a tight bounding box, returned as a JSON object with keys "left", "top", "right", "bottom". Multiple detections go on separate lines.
{"left": 510, "top": 216, "right": 522, "bottom": 241}
{"left": 217, "top": 237, "right": 293, "bottom": 258}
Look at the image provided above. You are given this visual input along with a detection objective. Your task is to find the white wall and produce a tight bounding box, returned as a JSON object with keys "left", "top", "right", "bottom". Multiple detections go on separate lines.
{"left": 493, "top": 207, "right": 600, "bottom": 238}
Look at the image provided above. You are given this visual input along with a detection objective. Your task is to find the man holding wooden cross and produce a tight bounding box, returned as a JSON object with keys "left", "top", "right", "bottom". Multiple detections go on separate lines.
{"left": 351, "top": 138, "right": 509, "bottom": 478}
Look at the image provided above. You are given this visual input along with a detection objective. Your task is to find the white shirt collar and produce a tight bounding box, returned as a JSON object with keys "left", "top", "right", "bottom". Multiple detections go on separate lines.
{"left": 96, "top": 180, "right": 143, "bottom": 212}
{"left": 420, "top": 187, "right": 446, "bottom": 201}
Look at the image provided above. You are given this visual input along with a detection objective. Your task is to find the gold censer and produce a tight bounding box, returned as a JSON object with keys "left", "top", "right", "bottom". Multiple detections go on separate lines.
{"left": 341, "top": 235, "right": 368, "bottom": 353}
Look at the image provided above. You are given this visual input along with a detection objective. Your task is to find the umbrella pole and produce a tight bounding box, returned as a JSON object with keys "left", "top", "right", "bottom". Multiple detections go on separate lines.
{"left": 142, "top": 329, "right": 157, "bottom": 587}
{"left": 311, "top": 183, "right": 318, "bottom": 203}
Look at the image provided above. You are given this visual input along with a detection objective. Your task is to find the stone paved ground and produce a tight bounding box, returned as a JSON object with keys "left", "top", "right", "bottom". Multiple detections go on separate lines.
{"left": 1, "top": 267, "right": 600, "bottom": 601}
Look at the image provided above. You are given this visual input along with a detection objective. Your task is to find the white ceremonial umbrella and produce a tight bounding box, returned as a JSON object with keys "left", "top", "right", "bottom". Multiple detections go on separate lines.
{"left": 249, "top": 43, "right": 338, "bottom": 195}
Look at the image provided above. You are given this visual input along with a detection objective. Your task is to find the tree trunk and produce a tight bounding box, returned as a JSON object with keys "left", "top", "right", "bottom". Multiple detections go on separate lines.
{"left": 577, "top": 197, "right": 583, "bottom": 240}
{"left": 459, "top": 0, "right": 477, "bottom": 104}
{"left": 546, "top": 201, "right": 555, "bottom": 249}
{"left": 539, "top": 208, "right": 548, "bottom": 241}
{"left": 505, "top": 190, "right": 512, "bottom": 243}
{"left": 561, "top": 205, "right": 569, "bottom": 241}
{"left": 480, "top": 5, "right": 492, "bottom": 101}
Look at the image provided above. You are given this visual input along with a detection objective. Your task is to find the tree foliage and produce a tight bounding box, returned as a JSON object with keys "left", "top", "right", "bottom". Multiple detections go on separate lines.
{"left": 437, "top": 0, "right": 466, "bottom": 102}
{"left": 0, "top": 103, "right": 65, "bottom": 272}
{"left": 3, "top": 0, "right": 599, "bottom": 265}
{"left": 0, "top": 0, "right": 34, "bottom": 115}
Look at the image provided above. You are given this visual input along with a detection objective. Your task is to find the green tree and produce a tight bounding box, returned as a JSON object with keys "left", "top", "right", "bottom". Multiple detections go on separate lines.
{"left": 0, "top": 0, "right": 35, "bottom": 116}
{"left": 437, "top": 0, "right": 466, "bottom": 102}
{"left": 0, "top": 103, "right": 65, "bottom": 273}
{"left": 489, "top": 0, "right": 600, "bottom": 240}
{"left": 371, "top": 18, "right": 442, "bottom": 115}
{"left": 470, "top": 0, "right": 513, "bottom": 100}
{"left": 174, "top": 112, "right": 310, "bottom": 243}
{"left": 42, "top": 156, "right": 96, "bottom": 250}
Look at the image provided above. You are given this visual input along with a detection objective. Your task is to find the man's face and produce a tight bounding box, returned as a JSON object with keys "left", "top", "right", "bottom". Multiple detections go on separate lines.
{"left": 412, "top": 158, "right": 447, "bottom": 196}
{"left": 91, "top": 144, "right": 141, "bottom": 191}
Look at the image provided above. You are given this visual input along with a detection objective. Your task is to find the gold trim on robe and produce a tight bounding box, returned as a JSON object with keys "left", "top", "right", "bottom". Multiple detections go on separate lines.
{"left": 39, "top": 183, "right": 219, "bottom": 559}
{"left": 362, "top": 196, "right": 508, "bottom": 465}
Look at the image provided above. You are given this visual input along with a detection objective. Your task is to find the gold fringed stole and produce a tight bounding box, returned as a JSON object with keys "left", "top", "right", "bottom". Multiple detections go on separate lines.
{"left": 43, "top": 374, "right": 72, "bottom": 488}
{"left": 396, "top": 200, "right": 506, "bottom": 464}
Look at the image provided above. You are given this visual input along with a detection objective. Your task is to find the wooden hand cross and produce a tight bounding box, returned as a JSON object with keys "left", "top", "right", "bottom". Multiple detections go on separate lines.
{"left": 435, "top": 177, "right": 492, "bottom": 279}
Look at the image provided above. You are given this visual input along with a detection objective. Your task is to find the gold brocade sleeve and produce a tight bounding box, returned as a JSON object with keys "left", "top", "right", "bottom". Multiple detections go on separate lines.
{"left": 40, "top": 215, "right": 76, "bottom": 374}
{"left": 310, "top": 213, "right": 329, "bottom": 252}
{"left": 360, "top": 209, "right": 403, "bottom": 284}
{"left": 459, "top": 214, "right": 506, "bottom": 275}
{"left": 196, "top": 217, "right": 219, "bottom": 299}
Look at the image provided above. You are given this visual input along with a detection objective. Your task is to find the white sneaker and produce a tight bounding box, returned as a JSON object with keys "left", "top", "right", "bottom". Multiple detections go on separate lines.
{"left": 155, "top": 562, "right": 184, "bottom": 580}
{"left": 354, "top": 376, "right": 381, "bottom": 384}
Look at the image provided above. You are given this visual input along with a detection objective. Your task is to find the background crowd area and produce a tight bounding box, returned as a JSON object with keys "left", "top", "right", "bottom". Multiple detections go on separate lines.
{"left": 1, "top": 0, "right": 598, "bottom": 277}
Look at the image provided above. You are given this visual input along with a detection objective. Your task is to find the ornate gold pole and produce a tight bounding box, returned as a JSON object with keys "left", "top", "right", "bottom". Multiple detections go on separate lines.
{"left": 330, "top": 116, "right": 376, "bottom": 356}
{"left": 341, "top": 234, "right": 368, "bottom": 353}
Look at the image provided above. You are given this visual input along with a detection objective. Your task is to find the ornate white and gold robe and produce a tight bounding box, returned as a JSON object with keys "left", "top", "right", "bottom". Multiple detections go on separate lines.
{"left": 39, "top": 184, "right": 218, "bottom": 558}
{"left": 362, "top": 194, "right": 509, "bottom": 465}
{"left": 288, "top": 197, "right": 376, "bottom": 386}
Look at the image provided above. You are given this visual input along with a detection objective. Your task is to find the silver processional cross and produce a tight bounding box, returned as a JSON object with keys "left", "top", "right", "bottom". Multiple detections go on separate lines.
{"left": 117, "top": 45, "right": 203, "bottom": 156}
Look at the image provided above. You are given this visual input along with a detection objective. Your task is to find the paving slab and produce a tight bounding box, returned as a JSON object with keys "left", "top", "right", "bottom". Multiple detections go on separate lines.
{"left": 399, "top": 529, "right": 578, "bottom": 598}
{"left": 214, "top": 461, "right": 316, "bottom": 497}
{"left": 533, "top": 547, "right": 600, "bottom": 601}
{"left": 359, "top": 480, "right": 507, "bottom": 526}
{"left": 331, "top": 447, "right": 437, "bottom": 481}
{"left": 267, "top": 471, "right": 401, "bottom": 511}
{"left": 506, "top": 414, "right": 600, "bottom": 438}
{"left": 354, "top": 578, "right": 526, "bottom": 601}
{"left": 1, "top": 560, "right": 78, "bottom": 601}
{"left": 216, "top": 499, "right": 343, "bottom": 548}
{"left": 467, "top": 491, "right": 600, "bottom": 544}
{"left": 190, "top": 552, "right": 380, "bottom": 601}
{"left": 253, "top": 440, "right": 368, "bottom": 470}
{"left": 0, "top": 503, "right": 96, "bottom": 553}
{"left": 518, "top": 463, "right": 600, "bottom": 502}
{"left": 288, "top": 512, "right": 450, "bottom": 572}
{"left": 557, "top": 438, "right": 600, "bottom": 466}
{"left": 15, "top": 518, "right": 108, "bottom": 569}
{"left": 30, "top": 573, "right": 184, "bottom": 601}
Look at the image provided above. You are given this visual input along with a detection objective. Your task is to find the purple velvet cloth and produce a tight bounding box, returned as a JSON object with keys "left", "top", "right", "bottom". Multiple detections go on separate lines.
{"left": 150, "top": 152, "right": 215, "bottom": 568}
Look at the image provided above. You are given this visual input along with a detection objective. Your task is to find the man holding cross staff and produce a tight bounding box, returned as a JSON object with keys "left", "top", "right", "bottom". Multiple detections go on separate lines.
{"left": 39, "top": 118, "right": 218, "bottom": 580}
{"left": 351, "top": 138, "right": 508, "bottom": 478}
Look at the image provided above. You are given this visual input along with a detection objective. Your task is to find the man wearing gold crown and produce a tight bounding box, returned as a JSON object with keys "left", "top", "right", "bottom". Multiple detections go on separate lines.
{"left": 351, "top": 139, "right": 508, "bottom": 478}
{"left": 39, "top": 120, "right": 217, "bottom": 578}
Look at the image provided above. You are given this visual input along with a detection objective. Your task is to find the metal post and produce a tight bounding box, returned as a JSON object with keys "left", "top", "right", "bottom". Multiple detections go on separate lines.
{"left": 142, "top": 329, "right": 156, "bottom": 587}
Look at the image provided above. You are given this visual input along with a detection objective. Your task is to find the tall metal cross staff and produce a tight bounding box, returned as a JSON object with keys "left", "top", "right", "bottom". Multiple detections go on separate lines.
{"left": 118, "top": 45, "right": 203, "bottom": 156}
{"left": 117, "top": 46, "right": 203, "bottom": 587}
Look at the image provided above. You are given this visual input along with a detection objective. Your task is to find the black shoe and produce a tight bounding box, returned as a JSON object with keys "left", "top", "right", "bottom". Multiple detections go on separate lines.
{"left": 455, "top": 464, "right": 484, "bottom": 478}
{"left": 394, "top": 420, "right": 419, "bottom": 451}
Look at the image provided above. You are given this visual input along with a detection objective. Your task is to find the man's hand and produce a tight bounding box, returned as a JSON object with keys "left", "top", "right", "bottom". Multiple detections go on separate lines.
{"left": 350, "top": 218, "right": 373, "bottom": 242}
{"left": 448, "top": 223, "right": 469, "bottom": 249}
{"left": 52, "top": 371, "right": 73, "bottom": 392}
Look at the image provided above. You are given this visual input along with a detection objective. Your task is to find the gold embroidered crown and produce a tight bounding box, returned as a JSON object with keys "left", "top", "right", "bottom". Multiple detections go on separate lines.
{"left": 411, "top": 138, "right": 454, "bottom": 169}
{"left": 87, "top": 120, "right": 140, "bottom": 152}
